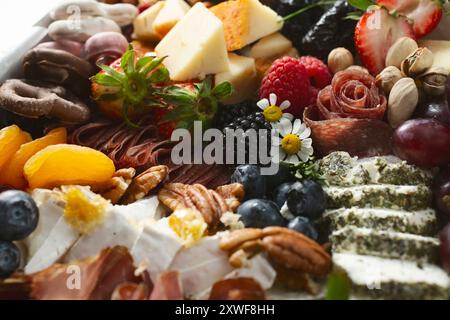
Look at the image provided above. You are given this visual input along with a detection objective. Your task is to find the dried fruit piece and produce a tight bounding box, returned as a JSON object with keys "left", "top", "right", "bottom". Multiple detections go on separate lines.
{"left": 0, "top": 125, "right": 32, "bottom": 171}
{"left": 24, "top": 144, "right": 115, "bottom": 189}
{"left": 0, "top": 128, "right": 67, "bottom": 189}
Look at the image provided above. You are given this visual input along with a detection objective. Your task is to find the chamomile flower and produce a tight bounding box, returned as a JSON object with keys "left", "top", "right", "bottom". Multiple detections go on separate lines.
{"left": 257, "top": 93, "right": 293, "bottom": 128}
{"left": 271, "top": 118, "right": 313, "bottom": 165}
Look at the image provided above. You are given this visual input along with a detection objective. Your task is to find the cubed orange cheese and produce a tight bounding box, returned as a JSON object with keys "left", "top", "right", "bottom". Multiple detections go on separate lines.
{"left": 210, "top": 0, "right": 283, "bottom": 51}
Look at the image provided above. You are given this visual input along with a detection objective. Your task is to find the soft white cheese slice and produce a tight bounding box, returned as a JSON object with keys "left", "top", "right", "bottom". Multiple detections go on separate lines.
{"left": 63, "top": 210, "right": 142, "bottom": 262}
{"left": 152, "top": 0, "right": 190, "bottom": 38}
{"left": 225, "top": 254, "right": 276, "bottom": 290}
{"left": 131, "top": 218, "right": 183, "bottom": 281}
{"left": 25, "top": 215, "right": 80, "bottom": 274}
{"left": 418, "top": 40, "right": 450, "bottom": 72}
{"left": 155, "top": 3, "right": 229, "bottom": 81}
{"left": 113, "top": 195, "right": 165, "bottom": 223}
{"left": 169, "top": 234, "right": 234, "bottom": 298}
{"left": 333, "top": 253, "right": 450, "bottom": 288}
{"left": 25, "top": 190, "right": 64, "bottom": 260}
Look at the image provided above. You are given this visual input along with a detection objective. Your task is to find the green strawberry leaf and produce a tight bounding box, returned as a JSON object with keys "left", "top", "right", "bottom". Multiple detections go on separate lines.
{"left": 148, "top": 67, "right": 170, "bottom": 83}
{"left": 211, "top": 81, "right": 233, "bottom": 100}
{"left": 141, "top": 56, "right": 167, "bottom": 78}
{"left": 135, "top": 56, "right": 154, "bottom": 71}
{"left": 121, "top": 45, "right": 136, "bottom": 75}
{"left": 92, "top": 73, "right": 122, "bottom": 87}
{"left": 97, "top": 64, "right": 126, "bottom": 82}
{"left": 325, "top": 271, "right": 351, "bottom": 300}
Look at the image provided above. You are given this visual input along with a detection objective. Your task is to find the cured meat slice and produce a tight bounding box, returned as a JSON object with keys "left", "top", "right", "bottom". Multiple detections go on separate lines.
{"left": 149, "top": 271, "right": 184, "bottom": 300}
{"left": 209, "top": 278, "right": 266, "bottom": 300}
{"left": 30, "top": 246, "right": 140, "bottom": 300}
{"left": 304, "top": 69, "right": 391, "bottom": 157}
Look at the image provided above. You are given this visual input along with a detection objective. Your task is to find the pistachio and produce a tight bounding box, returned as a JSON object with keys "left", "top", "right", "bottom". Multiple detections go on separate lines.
{"left": 328, "top": 47, "right": 354, "bottom": 74}
{"left": 419, "top": 66, "right": 449, "bottom": 97}
{"left": 386, "top": 37, "right": 418, "bottom": 69}
{"left": 388, "top": 77, "right": 419, "bottom": 128}
{"left": 401, "top": 47, "right": 434, "bottom": 77}
{"left": 376, "top": 66, "right": 403, "bottom": 94}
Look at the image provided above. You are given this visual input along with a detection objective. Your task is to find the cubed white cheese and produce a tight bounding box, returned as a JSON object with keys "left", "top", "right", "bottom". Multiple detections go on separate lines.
{"left": 133, "top": 1, "right": 165, "bottom": 41}
{"left": 215, "top": 53, "right": 257, "bottom": 104}
{"left": 155, "top": 3, "right": 229, "bottom": 81}
{"left": 250, "top": 32, "right": 293, "bottom": 60}
{"left": 153, "top": 0, "right": 190, "bottom": 38}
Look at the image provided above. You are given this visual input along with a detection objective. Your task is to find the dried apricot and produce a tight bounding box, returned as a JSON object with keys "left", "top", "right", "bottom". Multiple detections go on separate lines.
{"left": 24, "top": 144, "right": 115, "bottom": 189}
{"left": 0, "top": 128, "right": 67, "bottom": 189}
{"left": 0, "top": 125, "right": 32, "bottom": 171}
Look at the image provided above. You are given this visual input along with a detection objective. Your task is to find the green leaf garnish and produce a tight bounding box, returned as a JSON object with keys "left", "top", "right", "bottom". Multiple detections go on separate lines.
{"left": 347, "top": 0, "right": 376, "bottom": 11}
{"left": 325, "top": 271, "right": 351, "bottom": 300}
{"left": 211, "top": 81, "right": 233, "bottom": 100}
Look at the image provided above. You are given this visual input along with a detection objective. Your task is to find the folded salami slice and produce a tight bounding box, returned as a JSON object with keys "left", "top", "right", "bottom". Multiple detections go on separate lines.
{"left": 304, "top": 69, "right": 392, "bottom": 157}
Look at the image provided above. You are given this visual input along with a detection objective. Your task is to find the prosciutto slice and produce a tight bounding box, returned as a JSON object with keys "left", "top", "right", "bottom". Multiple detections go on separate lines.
{"left": 304, "top": 69, "right": 392, "bottom": 157}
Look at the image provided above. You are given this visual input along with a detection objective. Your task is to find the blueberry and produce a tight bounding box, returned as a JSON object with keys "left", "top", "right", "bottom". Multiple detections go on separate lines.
{"left": 0, "top": 241, "right": 20, "bottom": 278}
{"left": 286, "top": 180, "right": 327, "bottom": 220}
{"left": 266, "top": 162, "right": 294, "bottom": 190}
{"left": 288, "top": 217, "right": 318, "bottom": 241}
{"left": 238, "top": 199, "right": 286, "bottom": 228}
{"left": 272, "top": 182, "right": 295, "bottom": 208}
{"left": 0, "top": 190, "right": 39, "bottom": 241}
{"left": 231, "top": 165, "right": 266, "bottom": 200}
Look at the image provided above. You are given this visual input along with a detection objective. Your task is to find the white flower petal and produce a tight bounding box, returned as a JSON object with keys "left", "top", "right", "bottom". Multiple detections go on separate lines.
{"left": 278, "top": 118, "right": 292, "bottom": 137}
{"left": 298, "top": 150, "right": 310, "bottom": 162}
{"left": 280, "top": 100, "right": 291, "bottom": 110}
{"left": 287, "top": 154, "right": 300, "bottom": 164}
{"left": 257, "top": 99, "right": 269, "bottom": 110}
{"left": 292, "top": 119, "right": 302, "bottom": 135}
{"left": 282, "top": 113, "right": 294, "bottom": 121}
{"left": 302, "top": 138, "right": 313, "bottom": 148}
{"left": 302, "top": 146, "right": 314, "bottom": 155}
{"left": 269, "top": 93, "right": 277, "bottom": 106}
{"left": 299, "top": 127, "right": 311, "bottom": 139}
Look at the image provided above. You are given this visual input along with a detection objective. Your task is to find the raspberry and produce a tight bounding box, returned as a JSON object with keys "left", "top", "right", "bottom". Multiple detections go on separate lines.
{"left": 298, "top": 56, "right": 332, "bottom": 90}
{"left": 260, "top": 56, "right": 312, "bottom": 118}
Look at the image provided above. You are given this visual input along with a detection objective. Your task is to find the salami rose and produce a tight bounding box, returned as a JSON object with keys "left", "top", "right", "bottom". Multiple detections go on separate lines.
{"left": 304, "top": 69, "right": 392, "bottom": 157}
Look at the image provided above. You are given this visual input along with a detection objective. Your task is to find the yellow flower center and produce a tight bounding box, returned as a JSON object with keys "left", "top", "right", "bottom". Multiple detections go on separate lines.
{"left": 281, "top": 134, "right": 301, "bottom": 155}
{"left": 263, "top": 105, "right": 283, "bottom": 122}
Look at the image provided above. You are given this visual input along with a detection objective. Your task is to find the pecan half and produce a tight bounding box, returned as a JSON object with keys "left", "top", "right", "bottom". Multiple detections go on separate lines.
{"left": 158, "top": 183, "right": 244, "bottom": 230}
{"left": 121, "top": 165, "right": 168, "bottom": 205}
{"left": 92, "top": 168, "right": 136, "bottom": 204}
{"left": 216, "top": 183, "right": 245, "bottom": 212}
{"left": 220, "top": 227, "right": 331, "bottom": 277}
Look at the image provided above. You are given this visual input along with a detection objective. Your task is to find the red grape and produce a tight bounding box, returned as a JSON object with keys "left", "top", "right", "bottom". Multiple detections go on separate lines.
{"left": 440, "top": 223, "right": 450, "bottom": 275}
{"left": 415, "top": 99, "right": 450, "bottom": 125}
{"left": 393, "top": 119, "right": 450, "bottom": 167}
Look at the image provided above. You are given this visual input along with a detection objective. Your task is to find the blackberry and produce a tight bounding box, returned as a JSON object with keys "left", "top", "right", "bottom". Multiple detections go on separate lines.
{"left": 214, "top": 101, "right": 258, "bottom": 130}
{"left": 222, "top": 112, "right": 273, "bottom": 165}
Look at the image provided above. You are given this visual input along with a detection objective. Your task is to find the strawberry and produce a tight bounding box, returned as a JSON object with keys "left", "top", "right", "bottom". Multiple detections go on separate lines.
{"left": 355, "top": 7, "right": 415, "bottom": 75}
{"left": 91, "top": 45, "right": 233, "bottom": 131}
{"left": 91, "top": 45, "right": 170, "bottom": 126}
{"left": 377, "top": 0, "right": 443, "bottom": 38}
